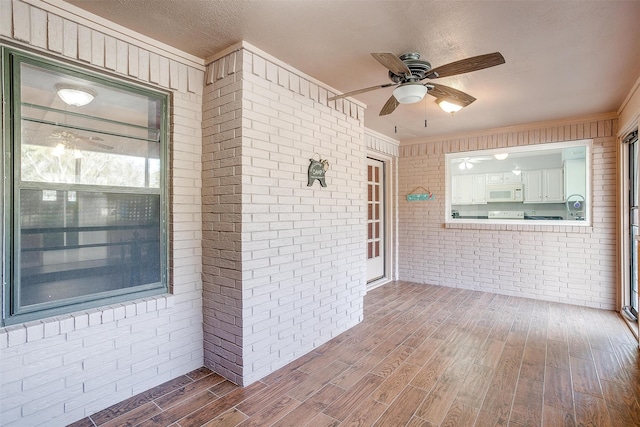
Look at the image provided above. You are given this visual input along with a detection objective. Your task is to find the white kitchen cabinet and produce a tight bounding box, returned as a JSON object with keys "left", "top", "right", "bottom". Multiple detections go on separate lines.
{"left": 523, "top": 168, "right": 564, "bottom": 203}
{"left": 523, "top": 170, "right": 543, "bottom": 202}
{"left": 487, "top": 171, "right": 522, "bottom": 184}
{"left": 486, "top": 172, "right": 504, "bottom": 185}
{"left": 472, "top": 174, "right": 486, "bottom": 204}
{"left": 452, "top": 175, "right": 472, "bottom": 204}
{"left": 543, "top": 168, "right": 564, "bottom": 202}
{"left": 452, "top": 174, "right": 486, "bottom": 205}
{"left": 503, "top": 172, "right": 522, "bottom": 183}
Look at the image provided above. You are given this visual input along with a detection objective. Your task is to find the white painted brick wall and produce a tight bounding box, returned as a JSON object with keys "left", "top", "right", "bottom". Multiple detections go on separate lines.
{"left": 398, "top": 119, "right": 618, "bottom": 309}
{"left": 0, "top": 1, "right": 204, "bottom": 426}
{"left": 202, "top": 47, "right": 244, "bottom": 384}
{"left": 202, "top": 45, "right": 367, "bottom": 386}
{"left": 365, "top": 129, "right": 400, "bottom": 157}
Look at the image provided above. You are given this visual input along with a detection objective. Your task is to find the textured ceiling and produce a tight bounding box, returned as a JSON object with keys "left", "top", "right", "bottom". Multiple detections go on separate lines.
{"left": 62, "top": 0, "right": 640, "bottom": 142}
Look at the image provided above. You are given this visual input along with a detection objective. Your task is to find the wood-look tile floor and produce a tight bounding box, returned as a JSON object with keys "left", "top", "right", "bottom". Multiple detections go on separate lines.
{"left": 70, "top": 281, "right": 640, "bottom": 427}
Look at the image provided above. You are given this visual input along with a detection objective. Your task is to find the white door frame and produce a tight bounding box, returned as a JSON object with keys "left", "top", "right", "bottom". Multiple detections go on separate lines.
{"left": 366, "top": 152, "right": 396, "bottom": 291}
{"left": 619, "top": 125, "right": 640, "bottom": 342}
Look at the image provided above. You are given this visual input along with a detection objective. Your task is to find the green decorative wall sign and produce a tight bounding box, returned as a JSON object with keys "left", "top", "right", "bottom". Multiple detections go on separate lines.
{"left": 406, "top": 186, "right": 434, "bottom": 201}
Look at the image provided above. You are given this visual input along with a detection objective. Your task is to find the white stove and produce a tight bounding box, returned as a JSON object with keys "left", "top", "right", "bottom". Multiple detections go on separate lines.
{"left": 488, "top": 210, "right": 525, "bottom": 219}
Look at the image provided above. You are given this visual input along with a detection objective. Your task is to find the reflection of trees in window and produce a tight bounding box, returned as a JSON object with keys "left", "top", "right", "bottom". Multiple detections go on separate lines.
{"left": 21, "top": 144, "right": 152, "bottom": 187}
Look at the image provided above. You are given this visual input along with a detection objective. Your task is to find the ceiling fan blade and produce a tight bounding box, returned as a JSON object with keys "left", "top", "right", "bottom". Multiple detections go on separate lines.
{"left": 327, "top": 83, "right": 396, "bottom": 101}
{"left": 371, "top": 53, "right": 412, "bottom": 76}
{"left": 76, "top": 133, "right": 109, "bottom": 143}
{"left": 427, "top": 83, "right": 476, "bottom": 107}
{"left": 425, "top": 52, "right": 505, "bottom": 79}
{"left": 379, "top": 95, "right": 400, "bottom": 116}
{"left": 79, "top": 134, "right": 104, "bottom": 142}
{"left": 49, "top": 129, "right": 113, "bottom": 150}
{"left": 81, "top": 139, "right": 114, "bottom": 150}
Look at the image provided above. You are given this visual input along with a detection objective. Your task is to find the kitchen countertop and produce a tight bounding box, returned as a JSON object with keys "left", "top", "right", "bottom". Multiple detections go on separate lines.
{"left": 524, "top": 215, "right": 564, "bottom": 220}
{"left": 453, "top": 215, "right": 568, "bottom": 220}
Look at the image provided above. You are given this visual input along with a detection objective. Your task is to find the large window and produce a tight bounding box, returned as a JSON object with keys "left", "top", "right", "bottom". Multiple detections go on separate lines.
{"left": 2, "top": 49, "right": 168, "bottom": 325}
{"left": 446, "top": 140, "right": 591, "bottom": 225}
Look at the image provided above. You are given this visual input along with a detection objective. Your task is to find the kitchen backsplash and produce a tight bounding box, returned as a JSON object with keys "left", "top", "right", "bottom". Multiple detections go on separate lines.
{"left": 451, "top": 201, "right": 571, "bottom": 219}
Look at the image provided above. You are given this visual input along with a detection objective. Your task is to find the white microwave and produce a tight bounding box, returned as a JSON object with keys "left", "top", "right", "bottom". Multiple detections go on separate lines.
{"left": 486, "top": 184, "right": 524, "bottom": 202}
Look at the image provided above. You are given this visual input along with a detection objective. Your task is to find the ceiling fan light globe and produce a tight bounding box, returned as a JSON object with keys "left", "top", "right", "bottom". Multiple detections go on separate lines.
{"left": 52, "top": 143, "right": 65, "bottom": 157}
{"left": 56, "top": 85, "right": 95, "bottom": 107}
{"left": 437, "top": 98, "right": 463, "bottom": 113}
{"left": 459, "top": 161, "right": 473, "bottom": 170}
{"left": 393, "top": 84, "right": 427, "bottom": 104}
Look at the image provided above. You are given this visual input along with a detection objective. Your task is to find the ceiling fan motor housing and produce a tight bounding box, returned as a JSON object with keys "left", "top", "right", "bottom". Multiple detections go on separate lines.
{"left": 388, "top": 52, "right": 432, "bottom": 83}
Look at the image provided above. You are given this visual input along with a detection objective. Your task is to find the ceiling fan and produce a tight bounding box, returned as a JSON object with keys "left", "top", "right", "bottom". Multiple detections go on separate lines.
{"left": 452, "top": 156, "right": 492, "bottom": 170}
{"left": 48, "top": 129, "right": 113, "bottom": 151}
{"left": 452, "top": 156, "right": 492, "bottom": 163}
{"left": 328, "top": 51, "right": 505, "bottom": 116}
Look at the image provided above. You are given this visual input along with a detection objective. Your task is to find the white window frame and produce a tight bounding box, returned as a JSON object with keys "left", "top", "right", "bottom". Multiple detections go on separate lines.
{"left": 445, "top": 140, "right": 592, "bottom": 227}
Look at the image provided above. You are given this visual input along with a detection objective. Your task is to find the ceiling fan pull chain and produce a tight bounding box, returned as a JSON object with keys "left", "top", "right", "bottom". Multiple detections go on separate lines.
{"left": 424, "top": 99, "right": 428, "bottom": 128}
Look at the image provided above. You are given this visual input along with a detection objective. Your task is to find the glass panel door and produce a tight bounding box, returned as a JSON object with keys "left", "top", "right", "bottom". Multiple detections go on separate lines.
{"left": 630, "top": 134, "right": 639, "bottom": 315}
{"left": 367, "top": 158, "right": 385, "bottom": 282}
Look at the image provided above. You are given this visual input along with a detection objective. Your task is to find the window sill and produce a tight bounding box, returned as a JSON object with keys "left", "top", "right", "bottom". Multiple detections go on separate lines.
{"left": 445, "top": 220, "right": 593, "bottom": 233}
{"left": 0, "top": 294, "right": 174, "bottom": 348}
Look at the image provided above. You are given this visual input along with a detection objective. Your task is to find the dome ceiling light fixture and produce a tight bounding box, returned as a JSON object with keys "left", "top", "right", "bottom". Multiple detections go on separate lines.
{"left": 494, "top": 153, "right": 509, "bottom": 160}
{"left": 436, "top": 98, "right": 464, "bottom": 114}
{"left": 392, "top": 83, "right": 428, "bottom": 104}
{"left": 56, "top": 84, "right": 95, "bottom": 107}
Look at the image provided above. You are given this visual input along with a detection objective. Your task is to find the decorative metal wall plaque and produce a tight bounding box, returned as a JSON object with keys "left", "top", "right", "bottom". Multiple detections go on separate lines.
{"left": 307, "top": 154, "right": 329, "bottom": 187}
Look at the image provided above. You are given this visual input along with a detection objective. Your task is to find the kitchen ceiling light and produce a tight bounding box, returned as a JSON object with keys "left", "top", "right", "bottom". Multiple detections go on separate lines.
{"left": 437, "top": 98, "right": 464, "bottom": 113}
{"left": 494, "top": 153, "right": 509, "bottom": 160}
{"left": 459, "top": 161, "right": 474, "bottom": 170}
{"left": 512, "top": 168, "right": 521, "bottom": 176}
{"left": 393, "top": 83, "right": 428, "bottom": 104}
{"left": 56, "top": 85, "right": 95, "bottom": 107}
